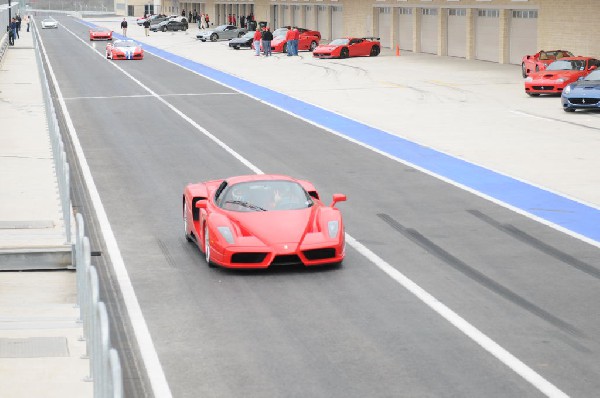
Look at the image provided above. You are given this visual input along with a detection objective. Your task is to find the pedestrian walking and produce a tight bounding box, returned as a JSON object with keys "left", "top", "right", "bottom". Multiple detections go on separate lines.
{"left": 292, "top": 26, "right": 300, "bottom": 55}
{"left": 16, "top": 14, "right": 21, "bottom": 33}
{"left": 261, "top": 27, "right": 273, "bottom": 57}
{"left": 205, "top": 14, "right": 210, "bottom": 27}
{"left": 285, "top": 26, "right": 294, "bottom": 56}
{"left": 8, "top": 18, "right": 16, "bottom": 45}
{"left": 121, "top": 18, "right": 128, "bottom": 36}
{"left": 143, "top": 18, "right": 150, "bottom": 36}
{"left": 253, "top": 28, "right": 261, "bottom": 56}
{"left": 25, "top": 15, "right": 30, "bottom": 32}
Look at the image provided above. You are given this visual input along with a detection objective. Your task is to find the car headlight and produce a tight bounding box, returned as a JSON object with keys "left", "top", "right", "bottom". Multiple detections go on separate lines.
{"left": 556, "top": 78, "right": 566, "bottom": 83}
{"left": 327, "top": 221, "right": 339, "bottom": 238}
{"left": 217, "top": 226, "right": 234, "bottom": 244}
{"left": 525, "top": 77, "right": 533, "bottom": 82}
{"left": 563, "top": 85, "right": 572, "bottom": 95}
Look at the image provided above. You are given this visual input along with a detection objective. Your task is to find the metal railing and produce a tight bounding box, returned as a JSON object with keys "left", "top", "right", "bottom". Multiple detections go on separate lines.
{"left": 75, "top": 213, "right": 124, "bottom": 398}
{"left": 32, "top": 19, "right": 72, "bottom": 243}
{"left": 0, "top": 2, "right": 17, "bottom": 64}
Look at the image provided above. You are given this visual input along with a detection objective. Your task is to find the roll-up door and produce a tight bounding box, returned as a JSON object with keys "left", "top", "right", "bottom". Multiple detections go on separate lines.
{"left": 270, "top": 5, "right": 279, "bottom": 29}
{"left": 331, "top": 6, "right": 343, "bottom": 39}
{"left": 447, "top": 8, "right": 466, "bottom": 58}
{"left": 292, "top": 5, "right": 301, "bottom": 28}
{"left": 281, "top": 5, "right": 289, "bottom": 28}
{"left": 306, "top": 6, "right": 316, "bottom": 31}
{"left": 317, "top": 5, "right": 329, "bottom": 41}
{"left": 420, "top": 8, "right": 438, "bottom": 55}
{"left": 378, "top": 8, "right": 392, "bottom": 48}
{"left": 475, "top": 9, "right": 500, "bottom": 62}
{"left": 398, "top": 7, "right": 413, "bottom": 51}
{"left": 509, "top": 9, "right": 538, "bottom": 65}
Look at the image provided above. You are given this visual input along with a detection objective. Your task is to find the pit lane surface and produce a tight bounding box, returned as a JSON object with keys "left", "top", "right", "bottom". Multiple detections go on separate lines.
{"left": 39, "top": 16, "right": 600, "bottom": 398}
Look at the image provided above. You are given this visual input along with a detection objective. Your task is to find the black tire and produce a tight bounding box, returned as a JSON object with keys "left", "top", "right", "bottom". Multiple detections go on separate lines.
{"left": 283, "top": 43, "right": 287, "bottom": 53}
{"left": 370, "top": 45, "right": 380, "bottom": 57}
{"left": 309, "top": 41, "right": 317, "bottom": 52}
{"left": 233, "top": 46, "right": 240, "bottom": 50}
{"left": 340, "top": 47, "right": 349, "bottom": 59}
{"left": 162, "top": 26, "right": 166, "bottom": 32}
{"left": 521, "top": 63, "right": 527, "bottom": 78}
{"left": 210, "top": 33, "right": 217, "bottom": 42}
{"left": 238, "top": 32, "right": 244, "bottom": 38}
{"left": 204, "top": 226, "right": 216, "bottom": 268}
{"left": 183, "top": 202, "right": 192, "bottom": 242}
{"left": 106, "top": 52, "right": 110, "bottom": 59}
{"left": 563, "top": 107, "right": 576, "bottom": 112}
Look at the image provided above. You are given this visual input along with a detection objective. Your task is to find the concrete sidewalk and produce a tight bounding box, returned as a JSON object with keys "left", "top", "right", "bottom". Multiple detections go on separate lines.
{"left": 0, "top": 29, "right": 91, "bottom": 398}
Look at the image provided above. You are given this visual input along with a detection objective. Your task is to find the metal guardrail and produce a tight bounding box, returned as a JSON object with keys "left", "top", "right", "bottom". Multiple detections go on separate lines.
{"left": 75, "top": 213, "right": 124, "bottom": 398}
{"left": 0, "top": 3, "right": 16, "bottom": 65}
{"left": 32, "top": 19, "right": 72, "bottom": 244}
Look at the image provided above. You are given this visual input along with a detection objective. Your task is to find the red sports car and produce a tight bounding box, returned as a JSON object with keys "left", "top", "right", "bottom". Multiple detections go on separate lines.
{"left": 105, "top": 40, "right": 144, "bottom": 60}
{"left": 524, "top": 57, "right": 599, "bottom": 96}
{"left": 89, "top": 27, "right": 113, "bottom": 41}
{"left": 313, "top": 37, "right": 381, "bottom": 59}
{"left": 270, "top": 27, "right": 321, "bottom": 53}
{"left": 521, "top": 50, "right": 574, "bottom": 78}
{"left": 183, "top": 175, "right": 347, "bottom": 269}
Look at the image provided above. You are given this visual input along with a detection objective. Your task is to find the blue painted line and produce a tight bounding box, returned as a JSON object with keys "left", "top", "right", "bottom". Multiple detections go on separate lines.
{"left": 81, "top": 20, "right": 600, "bottom": 244}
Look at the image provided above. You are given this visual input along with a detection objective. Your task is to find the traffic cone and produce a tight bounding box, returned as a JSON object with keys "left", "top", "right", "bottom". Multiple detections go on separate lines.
{"left": 396, "top": 45, "right": 400, "bottom": 56}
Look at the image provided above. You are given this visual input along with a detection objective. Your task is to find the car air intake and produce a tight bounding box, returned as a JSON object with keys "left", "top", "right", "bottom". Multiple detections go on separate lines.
{"left": 271, "top": 255, "right": 302, "bottom": 265}
{"left": 231, "top": 253, "right": 267, "bottom": 263}
{"left": 303, "top": 248, "right": 336, "bottom": 260}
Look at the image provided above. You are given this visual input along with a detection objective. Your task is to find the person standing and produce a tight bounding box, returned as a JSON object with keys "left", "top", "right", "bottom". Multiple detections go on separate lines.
{"left": 16, "top": 14, "right": 21, "bottom": 33}
{"left": 285, "top": 27, "right": 294, "bottom": 56}
{"left": 205, "top": 14, "right": 210, "bottom": 27}
{"left": 232, "top": 14, "right": 236, "bottom": 26}
{"left": 292, "top": 26, "right": 300, "bottom": 56}
{"left": 262, "top": 27, "right": 273, "bottom": 57}
{"left": 143, "top": 18, "right": 150, "bottom": 36}
{"left": 121, "top": 18, "right": 128, "bottom": 36}
{"left": 8, "top": 18, "right": 16, "bottom": 45}
{"left": 24, "top": 15, "right": 30, "bottom": 33}
{"left": 252, "top": 28, "right": 261, "bottom": 56}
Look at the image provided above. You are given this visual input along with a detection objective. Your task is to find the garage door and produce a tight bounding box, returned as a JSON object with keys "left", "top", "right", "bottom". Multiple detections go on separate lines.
{"left": 331, "top": 6, "right": 343, "bottom": 39}
{"left": 305, "top": 6, "right": 316, "bottom": 31}
{"left": 378, "top": 8, "right": 392, "bottom": 48}
{"left": 398, "top": 8, "right": 413, "bottom": 51}
{"left": 475, "top": 9, "right": 500, "bottom": 62}
{"left": 509, "top": 9, "right": 538, "bottom": 64}
{"left": 420, "top": 8, "right": 438, "bottom": 55}
{"left": 447, "top": 8, "right": 467, "bottom": 58}
{"left": 292, "top": 5, "right": 301, "bottom": 28}
{"left": 317, "top": 5, "right": 329, "bottom": 40}
{"left": 281, "top": 5, "right": 289, "bottom": 27}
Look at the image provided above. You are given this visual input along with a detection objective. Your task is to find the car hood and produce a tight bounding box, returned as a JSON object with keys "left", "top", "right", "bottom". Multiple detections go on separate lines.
{"left": 230, "top": 37, "right": 250, "bottom": 43}
{"left": 530, "top": 70, "right": 582, "bottom": 80}
{"left": 568, "top": 81, "right": 600, "bottom": 91}
{"left": 199, "top": 30, "right": 215, "bottom": 35}
{"left": 315, "top": 45, "right": 338, "bottom": 51}
{"left": 229, "top": 207, "right": 318, "bottom": 245}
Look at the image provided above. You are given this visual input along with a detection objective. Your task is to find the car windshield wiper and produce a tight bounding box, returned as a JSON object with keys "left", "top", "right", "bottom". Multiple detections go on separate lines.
{"left": 224, "top": 200, "right": 266, "bottom": 211}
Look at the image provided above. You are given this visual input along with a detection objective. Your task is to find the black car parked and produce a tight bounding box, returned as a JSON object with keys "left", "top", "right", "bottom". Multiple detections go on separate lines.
{"left": 151, "top": 17, "right": 188, "bottom": 32}
{"left": 228, "top": 31, "right": 254, "bottom": 50}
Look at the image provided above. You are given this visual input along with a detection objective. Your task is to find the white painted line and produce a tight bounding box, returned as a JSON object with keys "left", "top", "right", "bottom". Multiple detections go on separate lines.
{"left": 63, "top": 92, "right": 237, "bottom": 100}
{"left": 59, "top": 20, "right": 571, "bottom": 397}
{"left": 35, "top": 22, "right": 173, "bottom": 398}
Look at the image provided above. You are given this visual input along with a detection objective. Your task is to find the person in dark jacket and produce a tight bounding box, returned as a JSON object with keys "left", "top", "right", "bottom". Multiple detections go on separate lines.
{"left": 120, "top": 18, "right": 128, "bottom": 36}
{"left": 8, "top": 18, "right": 16, "bottom": 45}
{"left": 261, "top": 27, "right": 273, "bottom": 57}
{"left": 143, "top": 18, "right": 150, "bottom": 36}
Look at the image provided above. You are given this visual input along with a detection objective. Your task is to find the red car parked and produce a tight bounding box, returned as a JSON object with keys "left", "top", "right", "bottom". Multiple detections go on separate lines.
{"left": 270, "top": 27, "right": 321, "bottom": 53}
{"left": 183, "top": 175, "right": 347, "bottom": 269}
{"left": 521, "top": 50, "right": 573, "bottom": 78}
{"left": 524, "top": 57, "right": 600, "bottom": 96}
{"left": 89, "top": 27, "right": 113, "bottom": 41}
{"left": 313, "top": 37, "right": 381, "bottom": 59}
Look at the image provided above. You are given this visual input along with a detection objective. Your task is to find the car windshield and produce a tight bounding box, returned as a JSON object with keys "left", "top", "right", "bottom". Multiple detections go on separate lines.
{"left": 215, "top": 25, "right": 228, "bottom": 32}
{"left": 546, "top": 60, "right": 586, "bottom": 71}
{"left": 329, "top": 39, "right": 349, "bottom": 46}
{"left": 273, "top": 28, "right": 287, "bottom": 37}
{"left": 218, "top": 180, "right": 313, "bottom": 212}
{"left": 91, "top": 28, "right": 108, "bottom": 32}
{"left": 115, "top": 41, "right": 137, "bottom": 48}
{"left": 241, "top": 31, "right": 254, "bottom": 39}
{"left": 43, "top": 19, "right": 54, "bottom": 23}
{"left": 583, "top": 70, "right": 600, "bottom": 81}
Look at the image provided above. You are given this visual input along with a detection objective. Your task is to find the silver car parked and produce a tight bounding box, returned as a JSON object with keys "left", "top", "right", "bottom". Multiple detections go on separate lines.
{"left": 196, "top": 24, "right": 247, "bottom": 42}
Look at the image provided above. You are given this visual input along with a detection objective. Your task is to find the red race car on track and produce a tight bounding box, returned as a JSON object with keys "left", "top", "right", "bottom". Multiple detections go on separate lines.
{"left": 313, "top": 37, "right": 381, "bottom": 59}
{"left": 183, "top": 175, "right": 347, "bottom": 269}
{"left": 105, "top": 40, "right": 144, "bottom": 60}
{"left": 521, "top": 50, "right": 574, "bottom": 78}
{"left": 524, "top": 57, "right": 600, "bottom": 96}
{"left": 89, "top": 27, "right": 113, "bottom": 41}
{"left": 270, "top": 27, "right": 321, "bottom": 53}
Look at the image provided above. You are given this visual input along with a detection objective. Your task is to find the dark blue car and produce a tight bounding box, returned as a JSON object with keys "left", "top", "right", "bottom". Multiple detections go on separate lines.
{"left": 561, "top": 69, "right": 600, "bottom": 112}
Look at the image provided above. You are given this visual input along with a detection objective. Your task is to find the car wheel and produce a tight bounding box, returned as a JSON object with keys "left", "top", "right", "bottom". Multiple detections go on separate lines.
{"left": 521, "top": 63, "right": 528, "bottom": 78}
{"left": 238, "top": 32, "right": 244, "bottom": 38}
{"left": 340, "top": 47, "right": 349, "bottom": 59}
{"left": 183, "top": 202, "right": 192, "bottom": 242}
{"left": 370, "top": 45, "right": 380, "bottom": 57}
{"left": 204, "top": 225, "right": 216, "bottom": 267}
{"left": 563, "top": 107, "right": 576, "bottom": 112}
{"left": 233, "top": 46, "right": 240, "bottom": 50}
{"left": 210, "top": 33, "right": 217, "bottom": 42}
{"left": 283, "top": 43, "right": 287, "bottom": 53}
{"left": 162, "top": 26, "right": 166, "bottom": 32}
{"left": 106, "top": 52, "right": 110, "bottom": 59}
{"left": 309, "top": 41, "right": 317, "bottom": 52}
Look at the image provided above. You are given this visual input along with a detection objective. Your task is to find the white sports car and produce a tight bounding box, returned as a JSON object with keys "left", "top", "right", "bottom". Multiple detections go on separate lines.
{"left": 41, "top": 19, "right": 58, "bottom": 29}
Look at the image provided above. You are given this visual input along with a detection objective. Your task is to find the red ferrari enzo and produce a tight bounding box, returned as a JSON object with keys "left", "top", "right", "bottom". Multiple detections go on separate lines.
{"left": 89, "top": 27, "right": 113, "bottom": 41}
{"left": 313, "top": 37, "right": 381, "bottom": 59}
{"left": 105, "top": 40, "right": 144, "bottom": 60}
{"left": 270, "top": 27, "right": 321, "bottom": 53}
{"left": 521, "top": 50, "right": 573, "bottom": 78}
{"left": 183, "top": 175, "right": 347, "bottom": 269}
{"left": 524, "top": 57, "right": 599, "bottom": 96}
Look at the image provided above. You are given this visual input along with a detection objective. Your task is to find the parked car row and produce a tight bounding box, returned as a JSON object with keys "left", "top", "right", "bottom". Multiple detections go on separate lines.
{"left": 522, "top": 49, "right": 600, "bottom": 112}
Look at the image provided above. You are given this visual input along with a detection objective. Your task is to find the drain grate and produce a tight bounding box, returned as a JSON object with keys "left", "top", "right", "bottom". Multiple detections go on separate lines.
{"left": 0, "top": 337, "right": 69, "bottom": 358}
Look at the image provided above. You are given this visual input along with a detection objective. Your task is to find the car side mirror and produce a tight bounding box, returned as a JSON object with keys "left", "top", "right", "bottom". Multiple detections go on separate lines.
{"left": 195, "top": 200, "right": 208, "bottom": 209}
{"left": 330, "top": 194, "right": 346, "bottom": 208}
{"left": 589, "top": 65, "right": 598, "bottom": 71}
